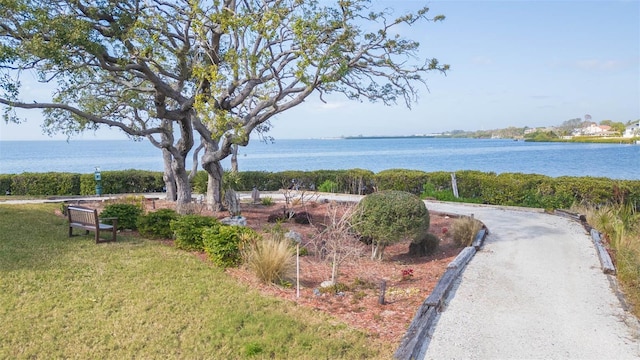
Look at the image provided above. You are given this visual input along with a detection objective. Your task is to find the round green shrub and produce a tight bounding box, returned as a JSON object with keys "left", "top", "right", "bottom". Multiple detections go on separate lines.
{"left": 351, "top": 190, "right": 430, "bottom": 260}
{"left": 136, "top": 209, "right": 180, "bottom": 239}
{"left": 294, "top": 211, "right": 312, "bottom": 224}
{"left": 170, "top": 215, "right": 220, "bottom": 251}
{"left": 409, "top": 233, "right": 440, "bottom": 257}
{"left": 100, "top": 203, "right": 143, "bottom": 230}
{"left": 268, "top": 212, "right": 287, "bottom": 223}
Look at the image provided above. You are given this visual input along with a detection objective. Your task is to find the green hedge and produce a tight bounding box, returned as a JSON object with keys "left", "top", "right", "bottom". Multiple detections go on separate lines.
{"left": 0, "top": 174, "right": 12, "bottom": 195}
{"left": 374, "top": 169, "right": 431, "bottom": 194}
{"left": 213, "top": 169, "right": 376, "bottom": 194}
{"left": 1, "top": 169, "right": 638, "bottom": 211}
{"left": 418, "top": 171, "right": 640, "bottom": 210}
{"left": 0, "top": 170, "right": 163, "bottom": 196}
{"left": 93, "top": 170, "right": 164, "bottom": 195}
{"left": 9, "top": 172, "right": 81, "bottom": 196}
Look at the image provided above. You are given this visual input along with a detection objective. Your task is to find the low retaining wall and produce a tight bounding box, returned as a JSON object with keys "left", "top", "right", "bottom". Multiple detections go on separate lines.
{"left": 555, "top": 209, "right": 616, "bottom": 275}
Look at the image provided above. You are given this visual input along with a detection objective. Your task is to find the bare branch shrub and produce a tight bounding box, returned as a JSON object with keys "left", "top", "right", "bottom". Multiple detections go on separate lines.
{"left": 280, "top": 188, "right": 320, "bottom": 217}
{"left": 311, "top": 202, "right": 365, "bottom": 284}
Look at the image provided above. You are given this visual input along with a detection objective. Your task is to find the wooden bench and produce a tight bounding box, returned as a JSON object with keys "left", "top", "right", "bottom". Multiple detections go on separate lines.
{"left": 67, "top": 205, "right": 118, "bottom": 243}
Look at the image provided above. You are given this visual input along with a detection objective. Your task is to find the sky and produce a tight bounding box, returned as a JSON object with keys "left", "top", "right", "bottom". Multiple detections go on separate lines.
{"left": 0, "top": 0, "right": 638, "bottom": 141}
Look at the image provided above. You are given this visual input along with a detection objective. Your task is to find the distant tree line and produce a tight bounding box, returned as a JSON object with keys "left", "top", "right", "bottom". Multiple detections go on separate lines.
{"left": 445, "top": 118, "right": 639, "bottom": 139}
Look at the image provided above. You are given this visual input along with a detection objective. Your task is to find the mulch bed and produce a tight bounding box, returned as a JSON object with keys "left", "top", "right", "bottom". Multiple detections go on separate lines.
{"left": 81, "top": 197, "right": 462, "bottom": 345}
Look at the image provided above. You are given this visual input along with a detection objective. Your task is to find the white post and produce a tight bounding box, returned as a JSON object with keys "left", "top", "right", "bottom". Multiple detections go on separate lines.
{"left": 296, "top": 243, "right": 300, "bottom": 298}
{"left": 450, "top": 173, "right": 459, "bottom": 198}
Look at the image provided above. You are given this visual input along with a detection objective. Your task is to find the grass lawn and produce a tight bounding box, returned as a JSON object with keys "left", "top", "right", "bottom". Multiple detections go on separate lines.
{"left": 0, "top": 204, "right": 389, "bottom": 359}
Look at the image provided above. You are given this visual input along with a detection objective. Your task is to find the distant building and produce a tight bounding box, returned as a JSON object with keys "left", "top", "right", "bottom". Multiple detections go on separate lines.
{"left": 623, "top": 122, "right": 640, "bottom": 138}
{"left": 577, "top": 123, "right": 613, "bottom": 136}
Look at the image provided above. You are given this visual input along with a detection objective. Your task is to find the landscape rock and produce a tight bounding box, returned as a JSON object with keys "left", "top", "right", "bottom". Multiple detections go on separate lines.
{"left": 220, "top": 216, "right": 247, "bottom": 226}
{"left": 320, "top": 280, "right": 335, "bottom": 288}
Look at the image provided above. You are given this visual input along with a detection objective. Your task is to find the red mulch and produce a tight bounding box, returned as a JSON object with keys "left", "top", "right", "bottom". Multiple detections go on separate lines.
{"left": 83, "top": 197, "right": 461, "bottom": 346}
{"left": 203, "top": 200, "right": 461, "bottom": 345}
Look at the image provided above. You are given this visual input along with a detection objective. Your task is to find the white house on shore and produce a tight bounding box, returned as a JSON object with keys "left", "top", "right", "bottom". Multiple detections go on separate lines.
{"left": 574, "top": 123, "right": 614, "bottom": 136}
{"left": 623, "top": 122, "right": 640, "bottom": 138}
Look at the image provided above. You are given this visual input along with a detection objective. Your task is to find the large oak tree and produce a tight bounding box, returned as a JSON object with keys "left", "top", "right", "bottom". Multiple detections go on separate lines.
{"left": 1, "top": 0, "right": 448, "bottom": 210}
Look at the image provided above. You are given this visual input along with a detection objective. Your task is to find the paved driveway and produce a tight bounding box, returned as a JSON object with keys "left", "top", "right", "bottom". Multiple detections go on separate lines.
{"left": 421, "top": 201, "right": 639, "bottom": 360}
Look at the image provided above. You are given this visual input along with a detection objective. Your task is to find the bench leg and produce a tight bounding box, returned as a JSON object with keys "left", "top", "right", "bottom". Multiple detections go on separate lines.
{"left": 69, "top": 226, "right": 73, "bottom": 237}
{"left": 95, "top": 229, "right": 100, "bottom": 244}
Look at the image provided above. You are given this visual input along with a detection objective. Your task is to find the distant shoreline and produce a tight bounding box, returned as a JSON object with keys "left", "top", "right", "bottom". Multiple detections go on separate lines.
{"left": 343, "top": 135, "right": 441, "bottom": 140}
{"left": 341, "top": 134, "right": 639, "bottom": 144}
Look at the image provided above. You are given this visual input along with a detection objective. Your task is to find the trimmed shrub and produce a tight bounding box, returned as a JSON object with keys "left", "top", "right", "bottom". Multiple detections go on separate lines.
{"left": 0, "top": 174, "right": 12, "bottom": 195}
{"left": 318, "top": 179, "right": 338, "bottom": 193}
{"left": 268, "top": 212, "right": 288, "bottom": 223}
{"left": 80, "top": 170, "right": 164, "bottom": 195}
{"left": 170, "top": 215, "right": 220, "bottom": 251}
{"left": 351, "top": 190, "right": 430, "bottom": 260}
{"left": 452, "top": 216, "right": 483, "bottom": 247}
{"left": 293, "top": 211, "right": 312, "bottom": 224}
{"left": 203, "top": 225, "right": 259, "bottom": 268}
{"left": 10, "top": 172, "right": 81, "bottom": 196}
{"left": 409, "top": 233, "right": 440, "bottom": 257}
{"left": 100, "top": 203, "right": 143, "bottom": 230}
{"left": 374, "top": 169, "right": 429, "bottom": 195}
{"left": 136, "top": 209, "right": 180, "bottom": 239}
{"left": 452, "top": 170, "right": 489, "bottom": 199}
{"left": 191, "top": 170, "right": 208, "bottom": 194}
{"left": 100, "top": 170, "right": 164, "bottom": 194}
{"left": 341, "top": 168, "right": 376, "bottom": 195}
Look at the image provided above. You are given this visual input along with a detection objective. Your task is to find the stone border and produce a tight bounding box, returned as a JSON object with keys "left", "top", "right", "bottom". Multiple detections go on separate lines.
{"left": 555, "top": 209, "right": 616, "bottom": 275}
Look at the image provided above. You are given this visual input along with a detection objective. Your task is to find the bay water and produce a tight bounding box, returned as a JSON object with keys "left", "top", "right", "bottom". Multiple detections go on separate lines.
{"left": 1, "top": 138, "right": 638, "bottom": 180}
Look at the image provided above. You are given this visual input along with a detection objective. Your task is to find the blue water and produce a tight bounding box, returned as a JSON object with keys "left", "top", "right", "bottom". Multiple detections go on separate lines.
{"left": 1, "top": 138, "right": 638, "bottom": 179}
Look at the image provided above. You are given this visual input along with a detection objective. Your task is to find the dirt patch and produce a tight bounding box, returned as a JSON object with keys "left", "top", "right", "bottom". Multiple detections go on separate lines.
{"left": 83, "top": 197, "right": 462, "bottom": 345}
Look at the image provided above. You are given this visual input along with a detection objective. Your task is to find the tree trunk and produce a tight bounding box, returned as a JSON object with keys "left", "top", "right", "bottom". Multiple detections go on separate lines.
{"left": 161, "top": 141, "right": 192, "bottom": 214}
{"left": 203, "top": 160, "right": 224, "bottom": 211}
{"left": 230, "top": 144, "right": 238, "bottom": 172}
{"left": 371, "top": 243, "right": 385, "bottom": 261}
{"left": 162, "top": 148, "right": 177, "bottom": 201}
{"left": 173, "top": 158, "right": 192, "bottom": 214}
{"left": 200, "top": 139, "right": 227, "bottom": 211}
{"left": 147, "top": 119, "right": 194, "bottom": 213}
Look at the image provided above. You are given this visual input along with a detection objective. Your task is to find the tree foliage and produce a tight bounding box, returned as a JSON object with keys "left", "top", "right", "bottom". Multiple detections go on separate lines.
{"left": 1, "top": 0, "right": 449, "bottom": 209}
